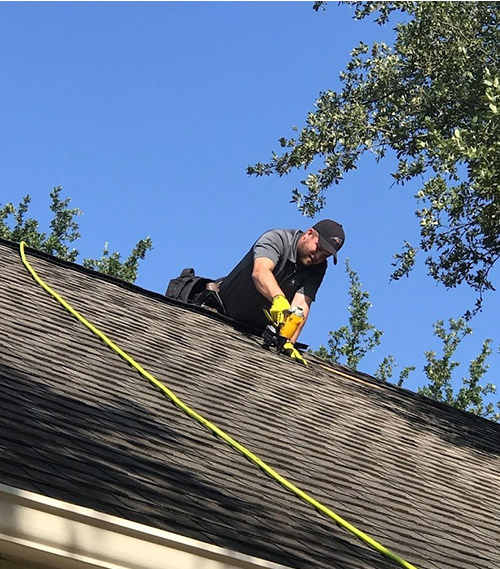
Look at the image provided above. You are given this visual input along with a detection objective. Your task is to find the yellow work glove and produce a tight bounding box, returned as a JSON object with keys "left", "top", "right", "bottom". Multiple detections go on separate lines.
{"left": 282, "top": 341, "right": 309, "bottom": 366}
{"left": 269, "top": 294, "right": 290, "bottom": 326}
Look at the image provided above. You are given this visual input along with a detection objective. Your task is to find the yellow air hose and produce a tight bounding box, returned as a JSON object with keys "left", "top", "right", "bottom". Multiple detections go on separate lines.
{"left": 19, "top": 241, "right": 420, "bottom": 569}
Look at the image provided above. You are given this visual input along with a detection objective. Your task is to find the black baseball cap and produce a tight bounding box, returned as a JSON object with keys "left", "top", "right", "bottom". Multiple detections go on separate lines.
{"left": 313, "top": 219, "right": 345, "bottom": 264}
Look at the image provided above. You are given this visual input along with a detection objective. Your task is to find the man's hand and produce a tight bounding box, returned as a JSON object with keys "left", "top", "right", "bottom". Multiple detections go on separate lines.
{"left": 269, "top": 295, "right": 290, "bottom": 326}
{"left": 282, "top": 341, "right": 308, "bottom": 366}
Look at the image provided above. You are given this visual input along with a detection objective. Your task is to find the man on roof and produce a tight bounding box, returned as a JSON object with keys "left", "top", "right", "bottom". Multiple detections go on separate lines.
{"left": 218, "top": 219, "right": 345, "bottom": 364}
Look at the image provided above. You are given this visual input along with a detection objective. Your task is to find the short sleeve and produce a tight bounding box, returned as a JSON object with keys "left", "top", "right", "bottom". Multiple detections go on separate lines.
{"left": 252, "top": 230, "right": 286, "bottom": 266}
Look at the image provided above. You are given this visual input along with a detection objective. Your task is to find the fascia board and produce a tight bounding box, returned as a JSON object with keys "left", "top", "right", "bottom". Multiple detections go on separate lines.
{"left": 0, "top": 483, "right": 291, "bottom": 569}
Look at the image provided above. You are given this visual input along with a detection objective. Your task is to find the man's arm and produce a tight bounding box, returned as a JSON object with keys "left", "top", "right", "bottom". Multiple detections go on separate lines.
{"left": 251, "top": 257, "right": 283, "bottom": 301}
{"left": 252, "top": 257, "right": 313, "bottom": 343}
{"left": 289, "top": 291, "right": 312, "bottom": 344}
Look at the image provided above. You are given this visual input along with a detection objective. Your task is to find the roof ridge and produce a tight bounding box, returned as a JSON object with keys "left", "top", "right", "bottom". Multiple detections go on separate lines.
{"left": 0, "top": 237, "right": 262, "bottom": 335}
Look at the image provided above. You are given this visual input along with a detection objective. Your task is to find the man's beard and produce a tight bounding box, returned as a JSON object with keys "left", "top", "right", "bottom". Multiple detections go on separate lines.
{"left": 296, "top": 242, "right": 314, "bottom": 266}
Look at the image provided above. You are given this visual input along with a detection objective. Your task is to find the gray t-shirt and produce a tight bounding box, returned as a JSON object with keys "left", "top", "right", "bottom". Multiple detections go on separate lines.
{"left": 218, "top": 228, "right": 327, "bottom": 332}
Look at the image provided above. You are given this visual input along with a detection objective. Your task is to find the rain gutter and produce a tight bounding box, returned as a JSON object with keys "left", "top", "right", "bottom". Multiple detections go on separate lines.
{"left": 0, "top": 483, "right": 290, "bottom": 569}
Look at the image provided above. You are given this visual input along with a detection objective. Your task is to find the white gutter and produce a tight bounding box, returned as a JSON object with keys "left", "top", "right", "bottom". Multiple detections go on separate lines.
{"left": 0, "top": 483, "right": 291, "bottom": 569}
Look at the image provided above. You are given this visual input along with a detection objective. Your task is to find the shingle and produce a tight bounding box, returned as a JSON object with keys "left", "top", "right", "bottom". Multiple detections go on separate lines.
{"left": 1, "top": 238, "right": 500, "bottom": 569}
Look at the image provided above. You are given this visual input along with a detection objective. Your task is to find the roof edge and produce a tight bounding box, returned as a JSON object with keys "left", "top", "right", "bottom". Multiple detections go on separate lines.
{"left": 1, "top": 237, "right": 263, "bottom": 336}
{"left": 0, "top": 483, "right": 291, "bottom": 569}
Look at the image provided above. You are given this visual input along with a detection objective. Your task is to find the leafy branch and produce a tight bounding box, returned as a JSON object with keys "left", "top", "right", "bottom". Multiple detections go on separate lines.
{"left": 0, "top": 187, "right": 153, "bottom": 284}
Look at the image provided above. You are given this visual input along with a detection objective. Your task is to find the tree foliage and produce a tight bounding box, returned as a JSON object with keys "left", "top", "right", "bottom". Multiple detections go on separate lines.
{"left": 0, "top": 187, "right": 81, "bottom": 262}
{"left": 0, "top": 187, "right": 152, "bottom": 284}
{"left": 314, "top": 261, "right": 499, "bottom": 421}
{"left": 314, "top": 258, "right": 383, "bottom": 368}
{"left": 418, "top": 319, "right": 500, "bottom": 422}
{"left": 83, "top": 239, "right": 153, "bottom": 284}
{"left": 249, "top": 1, "right": 500, "bottom": 313}
{"left": 314, "top": 259, "right": 414, "bottom": 380}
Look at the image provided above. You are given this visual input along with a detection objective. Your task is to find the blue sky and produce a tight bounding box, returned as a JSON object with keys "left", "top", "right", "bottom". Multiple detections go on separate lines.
{"left": 1, "top": 2, "right": 498, "bottom": 402}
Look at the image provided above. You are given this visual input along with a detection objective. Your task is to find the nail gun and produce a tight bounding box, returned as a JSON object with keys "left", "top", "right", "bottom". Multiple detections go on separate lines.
{"left": 262, "top": 305, "right": 304, "bottom": 352}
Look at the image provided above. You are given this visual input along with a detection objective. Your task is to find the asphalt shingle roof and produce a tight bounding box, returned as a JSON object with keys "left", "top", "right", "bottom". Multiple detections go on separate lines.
{"left": 1, "top": 238, "right": 499, "bottom": 569}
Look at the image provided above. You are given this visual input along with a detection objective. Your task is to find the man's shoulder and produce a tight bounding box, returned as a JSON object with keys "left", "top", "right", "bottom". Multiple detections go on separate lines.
{"left": 257, "top": 228, "right": 301, "bottom": 243}
{"left": 254, "top": 228, "right": 301, "bottom": 264}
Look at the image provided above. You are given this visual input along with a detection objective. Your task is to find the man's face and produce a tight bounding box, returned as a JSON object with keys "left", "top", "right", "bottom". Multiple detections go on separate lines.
{"left": 297, "top": 230, "right": 331, "bottom": 266}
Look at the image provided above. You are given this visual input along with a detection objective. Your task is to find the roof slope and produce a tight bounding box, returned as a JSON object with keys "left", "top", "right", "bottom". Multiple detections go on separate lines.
{"left": 0, "top": 239, "right": 499, "bottom": 569}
